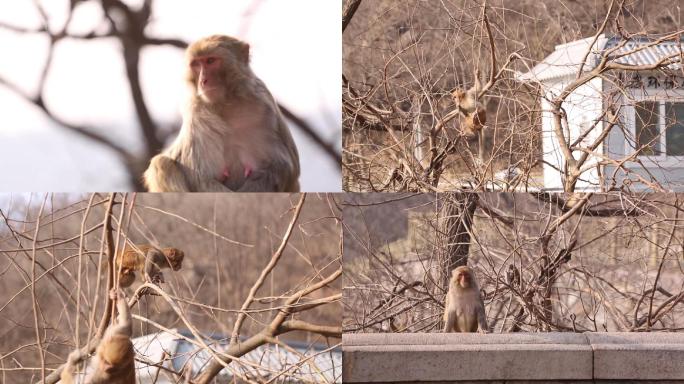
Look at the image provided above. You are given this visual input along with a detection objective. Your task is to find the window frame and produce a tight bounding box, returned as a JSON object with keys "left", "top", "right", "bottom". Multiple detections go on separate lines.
{"left": 626, "top": 90, "right": 684, "bottom": 166}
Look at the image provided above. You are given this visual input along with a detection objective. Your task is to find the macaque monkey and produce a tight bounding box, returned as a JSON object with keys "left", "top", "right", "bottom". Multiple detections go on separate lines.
{"left": 61, "top": 289, "right": 135, "bottom": 384}
{"left": 144, "top": 35, "right": 300, "bottom": 192}
{"left": 115, "top": 244, "right": 184, "bottom": 288}
{"left": 452, "top": 76, "right": 487, "bottom": 137}
{"left": 443, "top": 266, "right": 489, "bottom": 333}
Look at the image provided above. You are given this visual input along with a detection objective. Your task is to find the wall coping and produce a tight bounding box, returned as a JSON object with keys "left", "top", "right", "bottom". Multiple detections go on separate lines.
{"left": 342, "top": 332, "right": 684, "bottom": 382}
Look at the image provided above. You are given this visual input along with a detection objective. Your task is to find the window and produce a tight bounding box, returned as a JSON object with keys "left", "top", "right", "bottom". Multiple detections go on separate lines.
{"left": 665, "top": 103, "right": 684, "bottom": 156}
{"left": 634, "top": 101, "right": 684, "bottom": 156}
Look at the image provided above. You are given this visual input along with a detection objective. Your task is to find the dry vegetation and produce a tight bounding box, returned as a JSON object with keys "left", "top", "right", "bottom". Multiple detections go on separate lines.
{"left": 0, "top": 193, "right": 341, "bottom": 383}
{"left": 343, "top": 0, "right": 684, "bottom": 192}
{"left": 344, "top": 192, "right": 684, "bottom": 333}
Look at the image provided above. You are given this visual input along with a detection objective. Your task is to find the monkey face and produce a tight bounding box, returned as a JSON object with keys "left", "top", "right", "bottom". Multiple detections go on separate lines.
{"left": 451, "top": 89, "right": 465, "bottom": 104}
{"left": 171, "top": 258, "right": 183, "bottom": 271}
{"left": 452, "top": 266, "right": 474, "bottom": 289}
{"left": 457, "top": 271, "right": 471, "bottom": 288}
{"left": 118, "top": 270, "right": 136, "bottom": 288}
{"left": 167, "top": 249, "right": 184, "bottom": 270}
{"left": 190, "top": 55, "right": 226, "bottom": 103}
{"left": 186, "top": 35, "right": 251, "bottom": 105}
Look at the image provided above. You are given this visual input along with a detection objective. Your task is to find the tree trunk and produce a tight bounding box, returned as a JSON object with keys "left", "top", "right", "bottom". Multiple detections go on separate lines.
{"left": 437, "top": 192, "right": 478, "bottom": 290}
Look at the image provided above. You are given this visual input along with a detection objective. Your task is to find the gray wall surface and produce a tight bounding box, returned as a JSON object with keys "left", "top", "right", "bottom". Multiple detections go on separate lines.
{"left": 343, "top": 333, "right": 684, "bottom": 383}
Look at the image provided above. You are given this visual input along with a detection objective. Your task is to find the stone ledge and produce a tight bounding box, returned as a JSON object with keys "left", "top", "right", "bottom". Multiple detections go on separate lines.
{"left": 342, "top": 332, "right": 684, "bottom": 383}
{"left": 588, "top": 333, "right": 684, "bottom": 380}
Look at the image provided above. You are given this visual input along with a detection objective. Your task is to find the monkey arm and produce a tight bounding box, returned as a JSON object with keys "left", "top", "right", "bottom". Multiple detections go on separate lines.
{"left": 107, "top": 290, "right": 133, "bottom": 337}
{"left": 443, "top": 311, "right": 455, "bottom": 333}
{"left": 477, "top": 305, "right": 490, "bottom": 333}
{"left": 276, "top": 113, "right": 301, "bottom": 192}
{"left": 59, "top": 351, "right": 80, "bottom": 384}
{"left": 443, "top": 296, "right": 455, "bottom": 333}
{"left": 143, "top": 248, "right": 165, "bottom": 284}
{"left": 462, "top": 89, "right": 480, "bottom": 113}
{"left": 145, "top": 153, "right": 235, "bottom": 192}
{"left": 145, "top": 155, "right": 197, "bottom": 192}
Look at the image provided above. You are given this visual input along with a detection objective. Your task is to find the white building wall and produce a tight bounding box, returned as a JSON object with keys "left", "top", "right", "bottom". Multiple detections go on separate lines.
{"left": 566, "top": 76, "right": 604, "bottom": 191}
{"left": 602, "top": 77, "right": 684, "bottom": 191}
{"left": 541, "top": 77, "right": 604, "bottom": 191}
{"left": 524, "top": 35, "right": 684, "bottom": 192}
{"left": 541, "top": 93, "right": 564, "bottom": 191}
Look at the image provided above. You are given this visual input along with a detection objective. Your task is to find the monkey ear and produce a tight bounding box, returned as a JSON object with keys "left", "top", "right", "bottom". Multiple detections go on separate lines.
{"left": 238, "top": 42, "right": 250, "bottom": 64}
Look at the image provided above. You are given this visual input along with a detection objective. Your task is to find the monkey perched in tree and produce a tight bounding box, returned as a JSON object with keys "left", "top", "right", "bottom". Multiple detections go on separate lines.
{"left": 115, "top": 244, "right": 184, "bottom": 288}
{"left": 452, "top": 76, "right": 487, "bottom": 137}
{"left": 443, "top": 266, "right": 489, "bottom": 333}
{"left": 61, "top": 289, "right": 135, "bottom": 384}
{"left": 144, "top": 35, "right": 300, "bottom": 192}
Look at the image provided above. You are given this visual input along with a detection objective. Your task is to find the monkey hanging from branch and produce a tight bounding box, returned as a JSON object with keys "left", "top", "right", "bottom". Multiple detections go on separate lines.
{"left": 446, "top": 4, "right": 516, "bottom": 139}
{"left": 61, "top": 289, "right": 135, "bottom": 384}
{"left": 434, "top": 5, "right": 521, "bottom": 138}
{"left": 451, "top": 69, "right": 487, "bottom": 138}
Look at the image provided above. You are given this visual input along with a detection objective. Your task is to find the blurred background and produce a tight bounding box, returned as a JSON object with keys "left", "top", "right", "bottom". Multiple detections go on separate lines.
{"left": 0, "top": 0, "right": 342, "bottom": 191}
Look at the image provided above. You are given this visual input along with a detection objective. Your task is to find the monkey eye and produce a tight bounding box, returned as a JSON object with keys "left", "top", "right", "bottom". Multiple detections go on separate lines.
{"left": 206, "top": 57, "right": 216, "bottom": 65}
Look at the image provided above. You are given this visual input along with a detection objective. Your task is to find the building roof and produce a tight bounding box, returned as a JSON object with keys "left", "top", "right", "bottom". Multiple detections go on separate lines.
{"left": 129, "top": 330, "right": 342, "bottom": 383}
{"left": 517, "top": 34, "right": 684, "bottom": 83}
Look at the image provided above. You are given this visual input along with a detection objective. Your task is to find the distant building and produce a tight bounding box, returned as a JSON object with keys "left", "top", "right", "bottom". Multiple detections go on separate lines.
{"left": 519, "top": 34, "right": 684, "bottom": 191}
{"left": 75, "top": 330, "right": 341, "bottom": 383}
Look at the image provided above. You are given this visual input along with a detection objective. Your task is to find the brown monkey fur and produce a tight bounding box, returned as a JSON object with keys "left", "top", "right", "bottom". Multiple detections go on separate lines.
{"left": 452, "top": 77, "right": 487, "bottom": 137}
{"left": 144, "top": 35, "right": 300, "bottom": 192}
{"left": 115, "top": 244, "right": 184, "bottom": 288}
{"left": 443, "top": 266, "right": 489, "bottom": 333}
{"left": 61, "top": 289, "right": 135, "bottom": 384}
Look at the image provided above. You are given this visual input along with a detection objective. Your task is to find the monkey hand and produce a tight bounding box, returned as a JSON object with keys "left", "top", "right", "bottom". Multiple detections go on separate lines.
{"left": 109, "top": 288, "right": 123, "bottom": 301}
{"left": 238, "top": 168, "right": 278, "bottom": 192}
{"left": 67, "top": 349, "right": 81, "bottom": 364}
{"left": 146, "top": 272, "right": 165, "bottom": 285}
{"left": 67, "top": 350, "right": 81, "bottom": 364}
{"left": 478, "top": 328, "right": 489, "bottom": 334}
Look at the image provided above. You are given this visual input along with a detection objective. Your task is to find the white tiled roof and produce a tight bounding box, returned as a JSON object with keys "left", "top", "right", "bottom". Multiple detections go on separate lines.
{"left": 605, "top": 38, "right": 684, "bottom": 69}
{"left": 130, "top": 330, "right": 342, "bottom": 383}
{"left": 518, "top": 34, "right": 684, "bottom": 83}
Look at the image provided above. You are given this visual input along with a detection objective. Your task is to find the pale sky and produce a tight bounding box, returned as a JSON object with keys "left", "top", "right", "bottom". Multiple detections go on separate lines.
{"left": 0, "top": 0, "right": 342, "bottom": 191}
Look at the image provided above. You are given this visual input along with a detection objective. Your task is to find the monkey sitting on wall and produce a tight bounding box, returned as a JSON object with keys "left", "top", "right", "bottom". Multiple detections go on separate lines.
{"left": 61, "top": 289, "right": 135, "bottom": 384}
{"left": 451, "top": 76, "right": 487, "bottom": 137}
{"left": 144, "top": 35, "right": 300, "bottom": 192}
{"left": 443, "top": 266, "right": 489, "bottom": 333}
{"left": 115, "top": 244, "right": 184, "bottom": 288}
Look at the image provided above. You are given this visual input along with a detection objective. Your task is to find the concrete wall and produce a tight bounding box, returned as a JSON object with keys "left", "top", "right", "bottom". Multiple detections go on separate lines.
{"left": 343, "top": 333, "right": 684, "bottom": 383}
